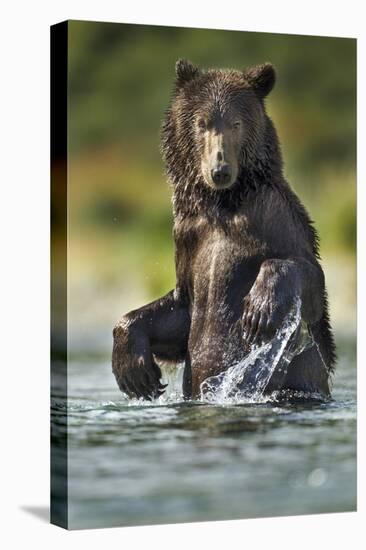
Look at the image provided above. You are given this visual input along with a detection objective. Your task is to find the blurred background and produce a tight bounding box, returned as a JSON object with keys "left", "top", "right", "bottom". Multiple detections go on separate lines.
{"left": 64, "top": 20, "right": 356, "bottom": 358}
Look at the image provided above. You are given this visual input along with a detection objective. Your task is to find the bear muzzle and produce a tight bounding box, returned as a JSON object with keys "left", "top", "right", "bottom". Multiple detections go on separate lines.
{"left": 211, "top": 164, "right": 232, "bottom": 187}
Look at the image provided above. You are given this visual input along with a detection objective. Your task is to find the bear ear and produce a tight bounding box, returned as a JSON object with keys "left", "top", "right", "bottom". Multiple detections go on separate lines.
{"left": 175, "top": 59, "right": 200, "bottom": 87}
{"left": 245, "top": 63, "right": 276, "bottom": 98}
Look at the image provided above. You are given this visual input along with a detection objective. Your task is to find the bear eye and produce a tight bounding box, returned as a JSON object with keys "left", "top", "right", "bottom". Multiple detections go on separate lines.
{"left": 232, "top": 121, "right": 241, "bottom": 130}
{"left": 197, "top": 118, "right": 206, "bottom": 131}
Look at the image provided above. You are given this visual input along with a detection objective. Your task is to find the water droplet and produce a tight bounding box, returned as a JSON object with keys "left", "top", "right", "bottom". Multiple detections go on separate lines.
{"left": 308, "top": 468, "right": 327, "bottom": 487}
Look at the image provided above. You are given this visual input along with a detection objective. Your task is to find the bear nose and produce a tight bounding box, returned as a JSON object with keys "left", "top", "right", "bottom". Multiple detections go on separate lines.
{"left": 211, "top": 164, "right": 231, "bottom": 186}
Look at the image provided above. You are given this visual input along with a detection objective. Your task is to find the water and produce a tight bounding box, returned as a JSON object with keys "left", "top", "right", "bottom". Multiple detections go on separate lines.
{"left": 201, "top": 298, "right": 315, "bottom": 402}
{"left": 52, "top": 336, "right": 356, "bottom": 530}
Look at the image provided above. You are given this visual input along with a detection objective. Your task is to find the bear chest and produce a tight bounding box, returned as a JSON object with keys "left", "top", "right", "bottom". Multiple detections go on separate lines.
{"left": 175, "top": 216, "right": 270, "bottom": 320}
{"left": 192, "top": 229, "right": 264, "bottom": 300}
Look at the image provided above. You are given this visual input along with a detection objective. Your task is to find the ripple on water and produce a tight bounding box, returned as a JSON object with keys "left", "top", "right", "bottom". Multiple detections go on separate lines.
{"left": 52, "top": 336, "right": 357, "bottom": 529}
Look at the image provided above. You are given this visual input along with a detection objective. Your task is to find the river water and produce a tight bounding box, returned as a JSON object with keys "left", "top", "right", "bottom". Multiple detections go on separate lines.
{"left": 52, "top": 336, "right": 356, "bottom": 530}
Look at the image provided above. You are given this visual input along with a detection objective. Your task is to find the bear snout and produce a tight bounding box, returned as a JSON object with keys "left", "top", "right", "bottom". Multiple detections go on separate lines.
{"left": 211, "top": 164, "right": 232, "bottom": 187}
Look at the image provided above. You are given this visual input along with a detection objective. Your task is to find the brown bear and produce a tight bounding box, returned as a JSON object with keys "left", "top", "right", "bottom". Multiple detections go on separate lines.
{"left": 112, "top": 59, "right": 336, "bottom": 400}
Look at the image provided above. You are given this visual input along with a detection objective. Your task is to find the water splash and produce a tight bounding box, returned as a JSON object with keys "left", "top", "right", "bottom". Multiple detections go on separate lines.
{"left": 200, "top": 297, "right": 314, "bottom": 404}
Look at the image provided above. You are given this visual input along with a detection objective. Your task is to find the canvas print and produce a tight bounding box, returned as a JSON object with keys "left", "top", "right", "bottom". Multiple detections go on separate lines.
{"left": 51, "top": 20, "right": 356, "bottom": 530}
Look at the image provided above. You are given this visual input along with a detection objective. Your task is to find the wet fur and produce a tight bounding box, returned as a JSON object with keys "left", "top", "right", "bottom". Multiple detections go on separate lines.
{"left": 112, "top": 60, "right": 336, "bottom": 400}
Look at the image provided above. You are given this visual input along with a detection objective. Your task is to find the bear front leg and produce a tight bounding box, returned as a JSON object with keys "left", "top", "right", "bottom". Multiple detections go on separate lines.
{"left": 112, "top": 289, "right": 190, "bottom": 400}
{"left": 242, "top": 257, "right": 325, "bottom": 346}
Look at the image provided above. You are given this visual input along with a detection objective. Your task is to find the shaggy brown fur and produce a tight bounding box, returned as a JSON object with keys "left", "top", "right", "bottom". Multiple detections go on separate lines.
{"left": 112, "top": 59, "right": 336, "bottom": 400}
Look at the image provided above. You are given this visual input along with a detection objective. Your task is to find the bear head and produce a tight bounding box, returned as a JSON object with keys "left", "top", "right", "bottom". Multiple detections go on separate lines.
{"left": 162, "top": 59, "right": 277, "bottom": 193}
